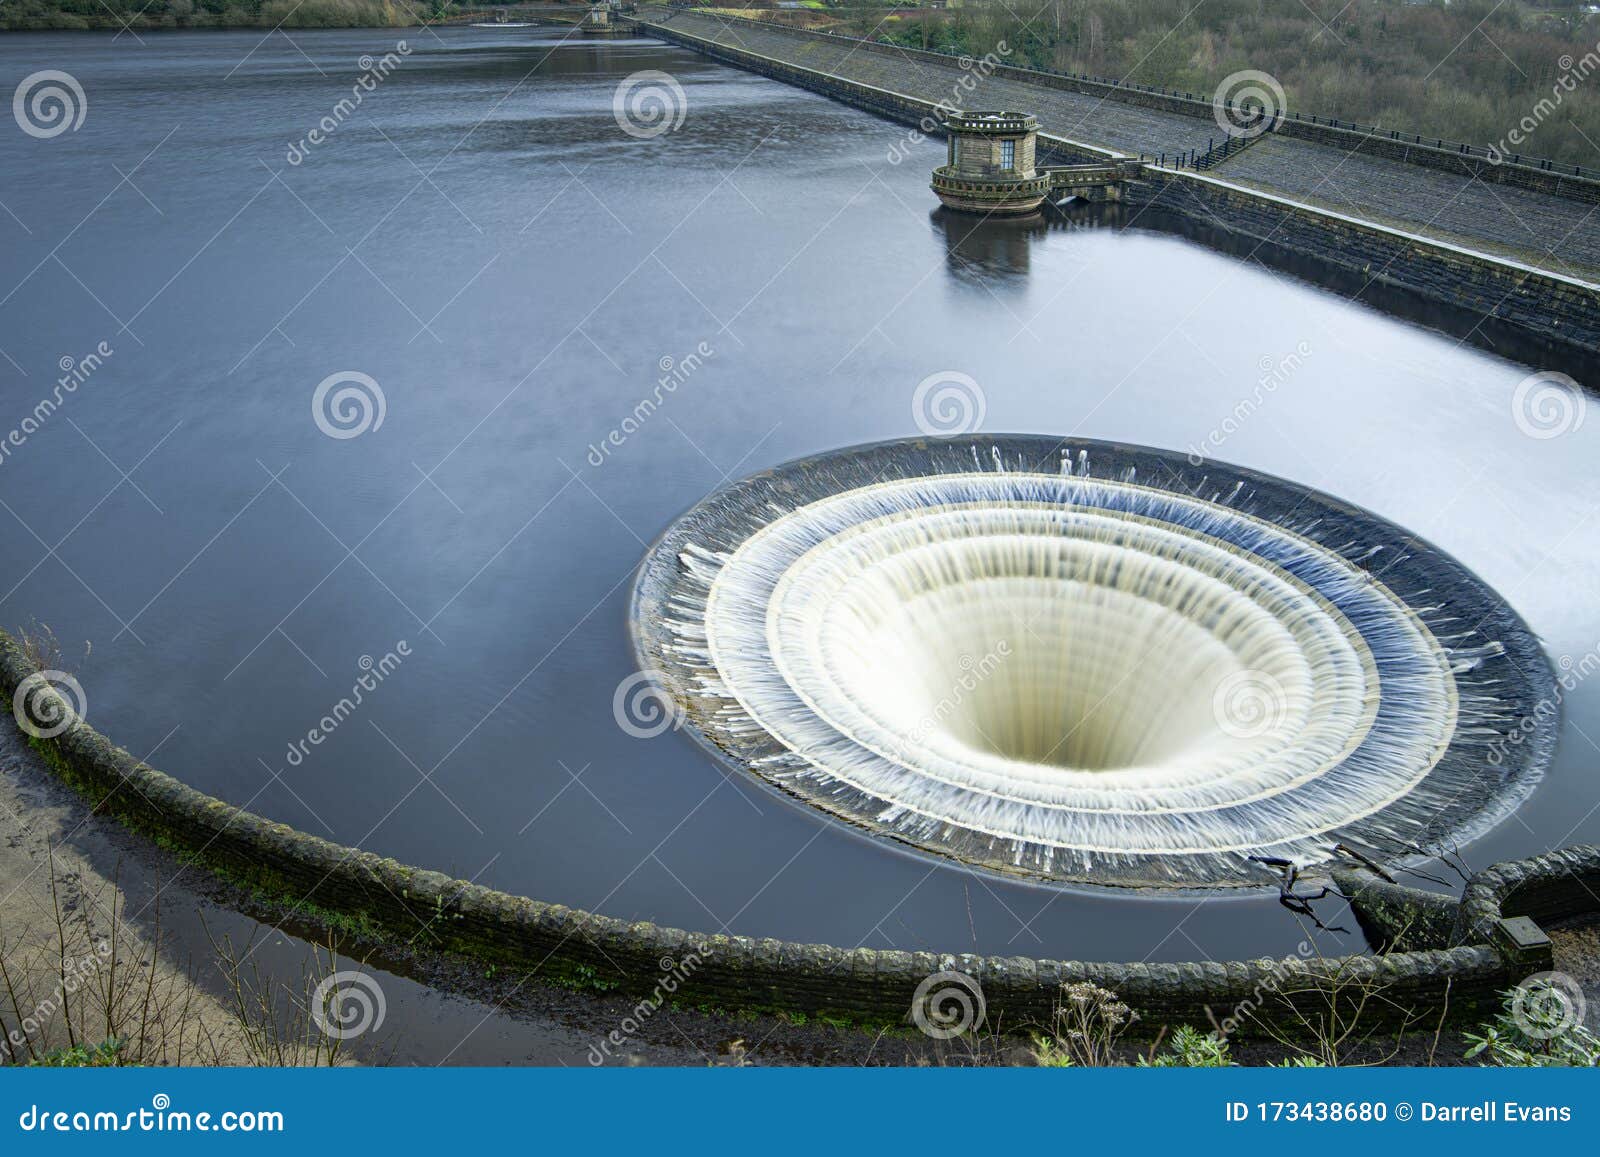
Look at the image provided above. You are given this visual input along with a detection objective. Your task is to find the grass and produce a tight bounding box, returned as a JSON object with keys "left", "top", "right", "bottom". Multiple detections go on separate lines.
{"left": 551, "top": 964, "right": 621, "bottom": 994}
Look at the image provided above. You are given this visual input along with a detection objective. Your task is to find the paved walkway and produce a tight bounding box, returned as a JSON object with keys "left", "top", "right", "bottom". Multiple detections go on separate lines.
{"left": 655, "top": 12, "right": 1217, "bottom": 156}
{"left": 1221, "top": 136, "right": 1600, "bottom": 282}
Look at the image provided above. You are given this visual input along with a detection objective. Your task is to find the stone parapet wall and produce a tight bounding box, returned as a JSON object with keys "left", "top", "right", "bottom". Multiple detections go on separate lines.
{"left": 638, "top": 11, "right": 1178, "bottom": 158}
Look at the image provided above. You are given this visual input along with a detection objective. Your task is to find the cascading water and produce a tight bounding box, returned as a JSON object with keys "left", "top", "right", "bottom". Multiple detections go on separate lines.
{"left": 631, "top": 436, "right": 1557, "bottom": 890}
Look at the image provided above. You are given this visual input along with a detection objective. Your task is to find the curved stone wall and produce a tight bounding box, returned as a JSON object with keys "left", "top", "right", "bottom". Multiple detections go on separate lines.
{"left": 0, "top": 629, "right": 1586, "bottom": 1034}
{"left": 1455, "top": 845, "right": 1600, "bottom": 947}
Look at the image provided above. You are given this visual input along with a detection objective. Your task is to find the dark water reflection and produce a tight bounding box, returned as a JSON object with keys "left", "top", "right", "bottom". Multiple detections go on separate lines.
{"left": 934, "top": 209, "right": 1050, "bottom": 278}
{"left": 1, "top": 27, "right": 1597, "bottom": 964}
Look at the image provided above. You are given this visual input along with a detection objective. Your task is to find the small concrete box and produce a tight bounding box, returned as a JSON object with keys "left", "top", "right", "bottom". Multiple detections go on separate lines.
{"left": 1491, "top": 915, "right": 1553, "bottom": 970}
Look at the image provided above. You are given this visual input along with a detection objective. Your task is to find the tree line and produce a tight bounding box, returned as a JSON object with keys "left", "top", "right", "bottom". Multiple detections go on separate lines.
{"left": 857, "top": 0, "right": 1600, "bottom": 168}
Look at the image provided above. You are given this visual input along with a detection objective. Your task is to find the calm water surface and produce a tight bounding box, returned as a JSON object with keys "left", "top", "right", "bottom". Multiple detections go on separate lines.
{"left": 2, "top": 27, "right": 1597, "bottom": 962}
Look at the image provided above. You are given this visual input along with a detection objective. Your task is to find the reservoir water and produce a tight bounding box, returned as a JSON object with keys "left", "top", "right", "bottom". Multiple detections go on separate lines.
{"left": 1, "top": 25, "right": 1596, "bottom": 962}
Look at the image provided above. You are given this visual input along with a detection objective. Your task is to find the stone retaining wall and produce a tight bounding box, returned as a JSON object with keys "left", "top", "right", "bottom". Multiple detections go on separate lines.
{"left": 4, "top": 629, "right": 1587, "bottom": 1035}
{"left": 1269, "top": 118, "right": 1599, "bottom": 203}
{"left": 1123, "top": 171, "right": 1600, "bottom": 362}
{"left": 1331, "top": 870, "right": 1461, "bottom": 954}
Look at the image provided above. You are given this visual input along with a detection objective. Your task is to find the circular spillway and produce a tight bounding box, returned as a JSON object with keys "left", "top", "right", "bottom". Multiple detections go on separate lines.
{"left": 631, "top": 436, "right": 1557, "bottom": 890}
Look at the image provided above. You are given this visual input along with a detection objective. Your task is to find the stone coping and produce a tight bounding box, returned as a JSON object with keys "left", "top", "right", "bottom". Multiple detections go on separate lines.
{"left": 942, "top": 110, "right": 1037, "bottom": 134}
{"left": 3, "top": 628, "right": 1590, "bottom": 1034}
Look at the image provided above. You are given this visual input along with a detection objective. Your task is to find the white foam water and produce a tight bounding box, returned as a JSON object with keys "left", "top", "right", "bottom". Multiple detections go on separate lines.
{"left": 634, "top": 438, "right": 1555, "bottom": 890}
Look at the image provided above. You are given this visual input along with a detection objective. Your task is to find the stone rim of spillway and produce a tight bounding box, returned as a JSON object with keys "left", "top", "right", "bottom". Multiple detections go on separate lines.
{"left": 630, "top": 435, "right": 1558, "bottom": 891}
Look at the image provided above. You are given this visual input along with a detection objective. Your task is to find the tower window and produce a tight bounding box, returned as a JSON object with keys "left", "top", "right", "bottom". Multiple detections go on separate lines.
{"left": 1000, "top": 139, "right": 1015, "bottom": 169}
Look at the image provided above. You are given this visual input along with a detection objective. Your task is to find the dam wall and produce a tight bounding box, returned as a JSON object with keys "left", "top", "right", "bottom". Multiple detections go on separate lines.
{"left": 651, "top": 8, "right": 1600, "bottom": 203}
{"left": 638, "top": 11, "right": 1600, "bottom": 376}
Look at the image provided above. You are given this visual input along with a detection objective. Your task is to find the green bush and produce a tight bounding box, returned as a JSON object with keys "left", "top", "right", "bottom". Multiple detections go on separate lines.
{"left": 30, "top": 1039, "right": 126, "bottom": 1068}
{"left": 1138, "top": 1025, "right": 1235, "bottom": 1067}
{"left": 1464, "top": 982, "right": 1600, "bottom": 1067}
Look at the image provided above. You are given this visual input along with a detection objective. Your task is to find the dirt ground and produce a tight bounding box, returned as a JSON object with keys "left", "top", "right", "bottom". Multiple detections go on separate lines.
{"left": 0, "top": 731, "right": 256, "bottom": 1064}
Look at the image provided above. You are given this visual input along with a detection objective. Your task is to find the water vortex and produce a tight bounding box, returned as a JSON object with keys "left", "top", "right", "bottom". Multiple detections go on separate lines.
{"left": 631, "top": 436, "right": 1556, "bottom": 890}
